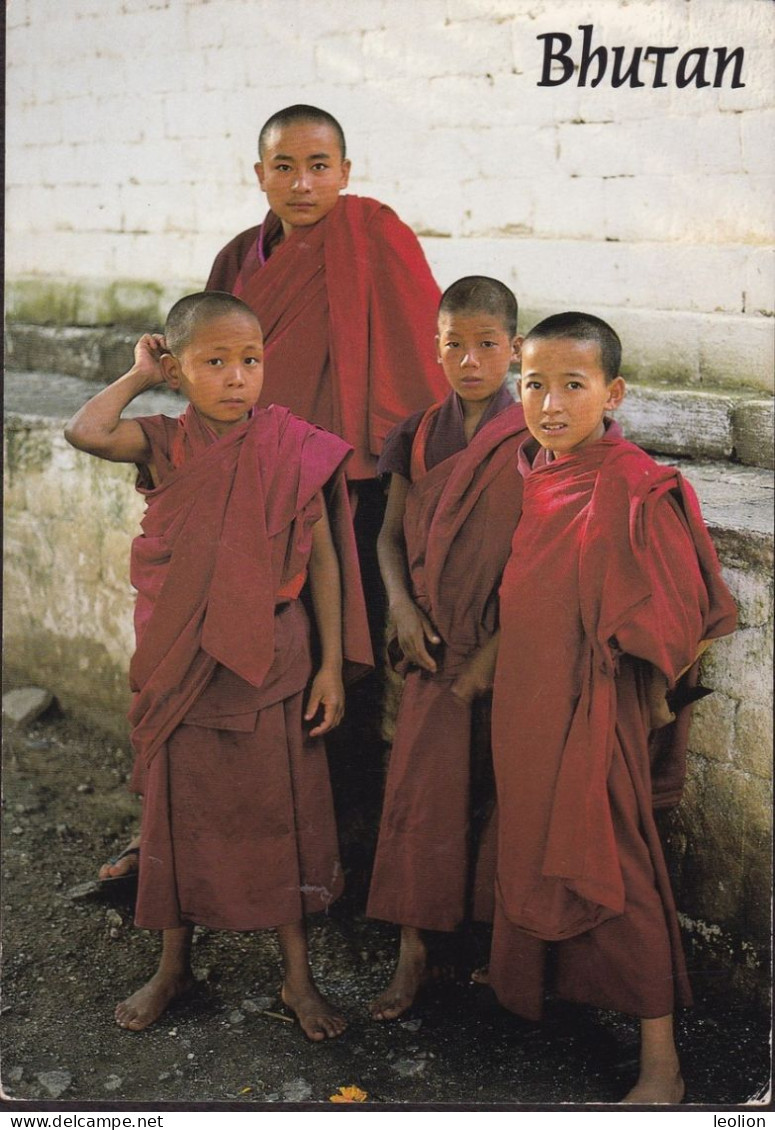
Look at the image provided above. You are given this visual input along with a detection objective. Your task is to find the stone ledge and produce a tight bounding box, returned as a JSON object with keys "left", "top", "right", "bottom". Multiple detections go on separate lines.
{"left": 619, "top": 385, "right": 774, "bottom": 470}
{"left": 671, "top": 460, "right": 774, "bottom": 573}
{"left": 5, "top": 325, "right": 140, "bottom": 384}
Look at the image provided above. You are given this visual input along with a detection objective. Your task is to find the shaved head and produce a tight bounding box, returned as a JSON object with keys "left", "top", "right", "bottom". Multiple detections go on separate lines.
{"left": 165, "top": 292, "right": 262, "bottom": 356}
{"left": 439, "top": 276, "right": 518, "bottom": 338}
{"left": 258, "top": 104, "right": 346, "bottom": 159}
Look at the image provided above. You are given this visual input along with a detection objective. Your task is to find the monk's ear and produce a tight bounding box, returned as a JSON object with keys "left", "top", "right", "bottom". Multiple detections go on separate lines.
{"left": 255, "top": 162, "right": 266, "bottom": 192}
{"left": 511, "top": 334, "right": 524, "bottom": 364}
{"left": 339, "top": 158, "right": 352, "bottom": 191}
{"left": 160, "top": 352, "right": 182, "bottom": 391}
{"left": 435, "top": 334, "right": 443, "bottom": 364}
{"left": 605, "top": 376, "right": 626, "bottom": 411}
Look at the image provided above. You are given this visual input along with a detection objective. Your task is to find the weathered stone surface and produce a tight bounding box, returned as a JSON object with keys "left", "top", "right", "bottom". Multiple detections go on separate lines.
{"left": 734, "top": 701, "right": 774, "bottom": 780}
{"left": 733, "top": 399, "right": 775, "bottom": 470}
{"left": 2, "top": 687, "right": 54, "bottom": 727}
{"left": 701, "top": 625, "right": 772, "bottom": 706}
{"left": 679, "top": 760, "right": 747, "bottom": 927}
{"left": 686, "top": 692, "right": 736, "bottom": 764}
{"left": 617, "top": 385, "right": 735, "bottom": 460}
{"left": 739, "top": 773, "right": 774, "bottom": 939}
{"left": 721, "top": 566, "right": 773, "bottom": 630}
{"left": 674, "top": 461, "right": 774, "bottom": 550}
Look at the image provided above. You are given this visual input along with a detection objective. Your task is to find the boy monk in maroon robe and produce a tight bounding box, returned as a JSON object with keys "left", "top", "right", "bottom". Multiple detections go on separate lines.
{"left": 206, "top": 103, "right": 448, "bottom": 484}
{"left": 65, "top": 293, "right": 372, "bottom": 1039}
{"left": 366, "top": 277, "right": 530, "bottom": 1019}
{"left": 490, "top": 312, "right": 737, "bottom": 1102}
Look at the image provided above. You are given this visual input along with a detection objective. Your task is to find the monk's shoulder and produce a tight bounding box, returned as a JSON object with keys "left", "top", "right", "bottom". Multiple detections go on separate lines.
{"left": 267, "top": 404, "right": 352, "bottom": 457}
{"left": 602, "top": 438, "right": 666, "bottom": 486}
{"left": 206, "top": 225, "right": 263, "bottom": 290}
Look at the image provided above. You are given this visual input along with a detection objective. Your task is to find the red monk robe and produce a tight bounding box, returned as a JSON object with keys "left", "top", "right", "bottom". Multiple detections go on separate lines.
{"left": 367, "top": 386, "right": 530, "bottom": 931}
{"left": 206, "top": 195, "right": 449, "bottom": 480}
{"left": 490, "top": 425, "right": 737, "bottom": 1021}
{"left": 127, "top": 404, "right": 372, "bottom": 931}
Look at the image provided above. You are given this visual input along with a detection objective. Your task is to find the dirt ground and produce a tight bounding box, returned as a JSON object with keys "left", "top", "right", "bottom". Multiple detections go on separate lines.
{"left": 1, "top": 704, "right": 771, "bottom": 1112}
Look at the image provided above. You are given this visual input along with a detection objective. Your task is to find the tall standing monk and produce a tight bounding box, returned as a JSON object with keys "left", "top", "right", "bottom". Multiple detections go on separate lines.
{"left": 206, "top": 102, "right": 448, "bottom": 487}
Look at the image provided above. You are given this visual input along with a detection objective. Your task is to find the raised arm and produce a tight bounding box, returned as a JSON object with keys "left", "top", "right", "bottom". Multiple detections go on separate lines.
{"left": 305, "top": 495, "right": 345, "bottom": 737}
{"left": 377, "top": 472, "right": 441, "bottom": 673}
{"left": 64, "top": 333, "right": 168, "bottom": 463}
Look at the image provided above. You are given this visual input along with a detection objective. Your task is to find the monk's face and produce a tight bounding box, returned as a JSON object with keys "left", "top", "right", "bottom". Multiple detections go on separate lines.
{"left": 519, "top": 338, "right": 625, "bottom": 456}
{"left": 436, "top": 311, "right": 521, "bottom": 405}
{"left": 163, "top": 313, "right": 264, "bottom": 437}
{"left": 255, "top": 121, "right": 351, "bottom": 237}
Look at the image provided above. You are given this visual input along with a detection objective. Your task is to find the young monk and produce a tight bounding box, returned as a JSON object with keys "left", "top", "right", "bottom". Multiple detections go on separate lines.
{"left": 65, "top": 292, "right": 372, "bottom": 1038}
{"left": 489, "top": 312, "right": 738, "bottom": 1102}
{"left": 206, "top": 103, "right": 448, "bottom": 485}
{"left": 366, "top": 277, "right": 530, "bottom": 1019}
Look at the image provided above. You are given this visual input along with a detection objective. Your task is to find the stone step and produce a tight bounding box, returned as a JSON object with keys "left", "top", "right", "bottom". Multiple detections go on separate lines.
{"left": 619, "top": 385, "right": 774, "bottom": 471}
{"left": 669, "top": 460, "right": 773, "bottom": 571}
{"left": 3, "top": 369, "right": 182, "bottom": 421}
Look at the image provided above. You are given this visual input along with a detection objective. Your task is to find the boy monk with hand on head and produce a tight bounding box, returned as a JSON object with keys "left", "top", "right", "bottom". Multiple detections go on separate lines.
{"left": 65, "top": 293, "right": 371, "bottom": 1039}
{"left": 366, "top": 277, "right": 530, "bottom": 1020}
{"left": 489, "top": 313, "right": 737, "bottom": 1102}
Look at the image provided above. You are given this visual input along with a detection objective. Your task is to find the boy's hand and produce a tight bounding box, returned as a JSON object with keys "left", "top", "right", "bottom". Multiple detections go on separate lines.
{"left": 132, "top": 333, "right": 169, "bottom": 389}
{"left": 391, "top": 599, "right": 441, "bottom": 673}
{"left": 450, "top": 633, "right": 500, "bottom": 704}
{"left": 305, "top": 666, "right": 345, "bottom": 737}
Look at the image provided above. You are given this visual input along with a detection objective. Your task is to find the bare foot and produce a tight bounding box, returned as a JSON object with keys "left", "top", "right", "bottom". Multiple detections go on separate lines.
{"left": 281, "top": 981, "right": 347, "bottom": 1041}
{"left": 370, "top": 939, "right": 427, "bottom": 1021}
{"left": 621, "top": 1071, "right": 685, "bottom": 1105}
{"left": 115, "top": 970, "right": 194, "bottom": 1031}
{"left": 100, "top": 835, "right": 141, "bottom": 881}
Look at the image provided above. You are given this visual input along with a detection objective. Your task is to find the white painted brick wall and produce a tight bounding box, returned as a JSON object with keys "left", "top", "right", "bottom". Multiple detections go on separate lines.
{"left": 5, "top": 0, "right": 774, "bottom": 390}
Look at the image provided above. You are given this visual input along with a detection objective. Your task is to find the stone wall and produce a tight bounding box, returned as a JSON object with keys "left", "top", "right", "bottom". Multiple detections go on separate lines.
{"left": 6, "top": 0, "right": 774, "bottom": 389}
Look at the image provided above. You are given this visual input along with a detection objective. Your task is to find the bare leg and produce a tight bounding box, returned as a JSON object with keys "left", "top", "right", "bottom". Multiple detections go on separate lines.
{"left": 115, "top": 925, "right": 195, "bottom": 1031}
{"left": 369, "top": 925, "right": 428, "bottom": 1020}
{"left": 278, "top": 920, "right": 347, "bottom": 1040}
{"left": 99, "top": 831, "right": 141, "bottom": 880}
{"left": 621, "top": 1014, "right": 685, "bottom": 1104}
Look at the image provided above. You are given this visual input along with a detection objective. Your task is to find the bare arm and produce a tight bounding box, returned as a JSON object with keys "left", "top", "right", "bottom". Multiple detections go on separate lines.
{"left": 305, "top": 495, "right": 345, "bottom": 737}
{"left": 377, "top": 472, "right": 441, "bottom": 673}
{"left": 63, "top": 333, "right": 168, "bottom": 463}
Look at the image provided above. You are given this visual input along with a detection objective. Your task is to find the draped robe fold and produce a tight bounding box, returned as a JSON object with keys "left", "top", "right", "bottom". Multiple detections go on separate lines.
{"left": 206, "top": 194, "right": 449, "bottom": 480}
{"left": 490, "top": 430, "right": 737, "bottom": 1019}
{"left": 367, "top": 389, "right": 530, "bottom": 931}
{"left": 127, "top": 404, "right": 373, "bottom": 931}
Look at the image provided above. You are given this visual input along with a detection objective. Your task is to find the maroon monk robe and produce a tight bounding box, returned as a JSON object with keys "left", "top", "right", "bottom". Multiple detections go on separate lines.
{"left": 367, "top": 388, "right": 529, "bottom": 932}
{"left": 206, "top": 195, "right": 448, "bottom": 480}
{"left": 490, "top": 427, "right": 737, "bottom": 1020}
{"left": 127, "top": 404, "right": 373, "bottom": 931}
